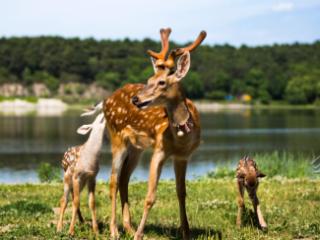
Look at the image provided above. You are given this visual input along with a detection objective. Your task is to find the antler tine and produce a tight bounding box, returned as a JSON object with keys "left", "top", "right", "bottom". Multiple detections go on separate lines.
{"left": 175, "top": 30, "right": 207, "bottom": 55}
{"left": 164, "top": 30, "right": 207, "bottom": 69}
{"left": 147, "top": 28, "right": 172, "bottom": 60}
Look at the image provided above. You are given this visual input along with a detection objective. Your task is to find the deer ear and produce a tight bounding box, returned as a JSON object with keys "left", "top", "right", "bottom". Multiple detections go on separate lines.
{"left": 173, "top": 52, "right": 191, "bottom": 82}
{"left": 257, "top": 171, "right": 266, "bottom": 178}
{"left": 77, "top": 124, "right": 92, "bottom": 135}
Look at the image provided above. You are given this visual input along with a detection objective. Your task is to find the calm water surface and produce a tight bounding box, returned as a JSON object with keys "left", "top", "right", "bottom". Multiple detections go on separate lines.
{"left": 0, "top": 109, "right": 319, "bottom": 183}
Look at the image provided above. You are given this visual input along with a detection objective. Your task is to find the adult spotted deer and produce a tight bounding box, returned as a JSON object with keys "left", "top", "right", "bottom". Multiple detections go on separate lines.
{"left": 86, "top": 28, "right": 206, "bottom": 239}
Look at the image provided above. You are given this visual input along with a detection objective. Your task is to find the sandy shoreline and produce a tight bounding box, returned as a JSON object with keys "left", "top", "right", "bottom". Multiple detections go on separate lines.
{"left": 0, "top": 99, "right": 67, "bottom": 116}
{"left": 0, "top": 98, "right": 254, "bottom": 116}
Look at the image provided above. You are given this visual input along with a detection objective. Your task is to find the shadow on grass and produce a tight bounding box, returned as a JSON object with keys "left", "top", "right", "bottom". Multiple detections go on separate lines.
{"left": 144, "top": 224, "right": 222, "bottom": 240}
{"left": 241, "top": 208, "right": 267, "bottom": 232}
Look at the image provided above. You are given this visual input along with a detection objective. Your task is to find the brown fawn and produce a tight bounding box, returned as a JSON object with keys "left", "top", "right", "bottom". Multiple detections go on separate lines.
{"left": 56, "top": 113, "right": 106, "bottom": 235}
{"left": 236, "top": 156, "right": 267, "bottom": 230}
{"left": 84, "top": 28, "right": 206, "bottom": 240}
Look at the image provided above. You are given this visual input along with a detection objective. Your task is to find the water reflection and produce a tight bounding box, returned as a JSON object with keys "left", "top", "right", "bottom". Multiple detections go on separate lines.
{"left": 0, "top": 109, "right": 319, "bottom": 183}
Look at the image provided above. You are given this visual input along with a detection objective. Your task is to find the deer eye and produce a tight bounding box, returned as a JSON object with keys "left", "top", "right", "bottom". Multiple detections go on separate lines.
{"left": 158, "top": 80, "right": 166, "bottom": 86}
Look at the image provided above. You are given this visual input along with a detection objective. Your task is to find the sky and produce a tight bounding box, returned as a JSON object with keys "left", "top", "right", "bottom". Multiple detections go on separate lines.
{"left": 1, "top": 0, "right": 320, "bottom": 46}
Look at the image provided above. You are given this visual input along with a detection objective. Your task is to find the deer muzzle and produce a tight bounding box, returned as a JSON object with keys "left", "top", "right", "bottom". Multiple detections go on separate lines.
{"left": 131, "top": 95, "right": 152, "bottom": 109}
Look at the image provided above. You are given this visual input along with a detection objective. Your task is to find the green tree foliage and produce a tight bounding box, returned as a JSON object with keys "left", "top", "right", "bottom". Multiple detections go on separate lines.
{"left": 182, "top": 72, "right": 204, "bottom": 99}
{"left": 95, "top": 71, "right": 120, "bottom": 90}
{"left": 0, "top": 67, "right": 17, "bottom": 84}
{"left": 0, "top": 37, "right": 319, "bottom": 103}
{"left": 285, "top": 64, "right": 320, "bottom": 104}
{"left": 22, "top": 69, "right": 59, "bottom": 93}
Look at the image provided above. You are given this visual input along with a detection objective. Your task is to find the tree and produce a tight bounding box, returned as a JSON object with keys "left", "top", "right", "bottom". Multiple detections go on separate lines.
{"left": 95, "top": 71, "right": 120, "bottom": 90}
{"left": 182, "top": 72, "right": 204, "bottom": 99}
{"left": 285, "top": 76, "right": 316, "bottom": 104}
{"left": 0, "top": 67, "right": 17, "bottom": 84}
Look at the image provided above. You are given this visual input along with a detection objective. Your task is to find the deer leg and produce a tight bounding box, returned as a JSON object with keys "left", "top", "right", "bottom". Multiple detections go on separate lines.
{"left": 69, "top": 176, "right": 81, "bottom": 235}
{"left": 134, "top": 150, "right": 166, "bottom": 240}
{"left": 109, "top": 145, "right": 128, "bottom": 239}
{"left": 173, "top": 158, "right": 190, "bottom": 240}
{"left": 88, "top": 178, "right": 98, "bottom": 234}
{"left": 250, "top": 192, "right": 267, "bottom": 230}
{"left": 57, "top": 181, "right": 71, "bottom": 232}
{"left": 119, "top": 147, "right": 141, "bottom": 235}
{"left": 71, "top": 190, "right": 84, "bottom": 223}
{"left": 236, "top": 179, "right": 245, "bottom": 228}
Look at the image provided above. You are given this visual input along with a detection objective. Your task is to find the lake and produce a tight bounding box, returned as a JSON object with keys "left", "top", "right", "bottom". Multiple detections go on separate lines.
{"left": 0, "top": 108, "right": 319, "bottom": 183}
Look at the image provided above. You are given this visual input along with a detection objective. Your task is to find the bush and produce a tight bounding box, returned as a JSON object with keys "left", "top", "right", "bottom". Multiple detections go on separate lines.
{"left": 75, "top": 84, "right": 86, "bottom": 95}
{"left": 37, "top": 163, "right": 61, "bottom": 183}
{"left": 258, "top": 89, "right": 271, "bottom": 104}
{"left": 43, "top": 75, "right": 59, "bottom": 93}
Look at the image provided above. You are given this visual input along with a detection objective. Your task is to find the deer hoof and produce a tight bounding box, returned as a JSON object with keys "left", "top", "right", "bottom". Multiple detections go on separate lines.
{"left": 68, "top": 229, "right": 75, "bottom": 236}
{"left": 123, "top": 224, "right": 135, "bottom": 236}
{"left": 261, "top": 225, "right": 268, "bottom": 232}
{"left": 134, "top": 232, "right": 144, "bottom": 240}
{"left": 110, "top": 227, "right": 119, "bottom": 240}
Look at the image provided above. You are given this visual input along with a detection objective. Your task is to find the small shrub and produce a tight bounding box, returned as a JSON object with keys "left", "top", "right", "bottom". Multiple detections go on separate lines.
{"left": 75, "top": 84, "right": 86, "bottom": 95}
{"left": 37, "top": 163, "right": 61, "bottom": 183}
{"left": 63, "top": 85, "right": 73, "bottom": 95}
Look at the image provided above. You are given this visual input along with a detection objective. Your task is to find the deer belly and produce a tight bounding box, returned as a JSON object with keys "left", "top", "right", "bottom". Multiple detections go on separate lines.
{"left": 120, "top": 125, "right": 155, "bottom": 149}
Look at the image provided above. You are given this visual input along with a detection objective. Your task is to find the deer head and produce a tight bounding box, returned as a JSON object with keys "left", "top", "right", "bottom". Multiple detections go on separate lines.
{"left": 236, "top": 156, "right": 266, "bottom": 188}
{"left": 77, "top": 113, "right": 106, "bottom": 135}
{"left": 132, "top": 28, "right": 207, "bottom": 109}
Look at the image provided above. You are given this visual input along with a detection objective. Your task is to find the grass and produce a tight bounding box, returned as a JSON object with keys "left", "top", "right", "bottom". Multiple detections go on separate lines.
{"left": 206, "top": 152, "right": 316, "bottom": 179}
{"left": 1, "top": 152, "right": 319, "bottom": 239}
{"left": 0, "top": 178, "right": 319, "bottom": 239}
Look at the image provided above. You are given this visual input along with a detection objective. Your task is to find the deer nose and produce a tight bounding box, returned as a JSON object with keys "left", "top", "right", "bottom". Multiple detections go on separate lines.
{"left": 132, "top": 96, "right": 139, "bottom": 105}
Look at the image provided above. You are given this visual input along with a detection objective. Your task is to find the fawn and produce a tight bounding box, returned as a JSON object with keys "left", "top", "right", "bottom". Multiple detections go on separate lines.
{"left": 56, "top": 112, "right": 105, "bottom": 235}
{"left": 236, "top": 156, "right": 267, "bottom": 230}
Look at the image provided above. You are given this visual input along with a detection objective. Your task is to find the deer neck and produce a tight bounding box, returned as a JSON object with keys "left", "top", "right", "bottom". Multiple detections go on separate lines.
{"left": 85, "top": 128, "right": 104, "bottom": 156}
{"left": 165, "top": 83, "right": 191, "bottom": 134}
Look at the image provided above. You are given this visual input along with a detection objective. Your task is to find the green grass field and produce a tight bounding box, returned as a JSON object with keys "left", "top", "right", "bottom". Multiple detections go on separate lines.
{"left": 0, "top": 177, "right": 319, "bottom": 240}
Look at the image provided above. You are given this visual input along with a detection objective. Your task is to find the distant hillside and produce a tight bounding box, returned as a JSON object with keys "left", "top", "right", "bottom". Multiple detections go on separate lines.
{"left": 0, "top": 37, "right": 320, "bottom": 104}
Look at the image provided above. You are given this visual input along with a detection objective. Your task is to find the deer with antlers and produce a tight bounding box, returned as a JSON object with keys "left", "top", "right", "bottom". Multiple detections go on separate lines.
{"left": 236, "top": 156, "right": 267, "bottom": 230}
{"left": 85, "top": 28, "right": 206, "bottom": 239}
